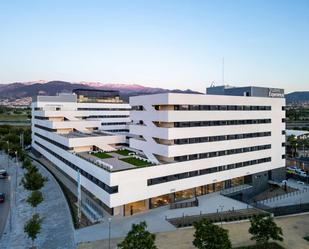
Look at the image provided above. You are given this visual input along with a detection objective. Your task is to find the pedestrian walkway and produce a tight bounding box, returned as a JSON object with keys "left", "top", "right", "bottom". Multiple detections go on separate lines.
{"left": 0, "top": 154, "right": 76, "bottom": 249}
{"left": 75, "top": 192, "right": 250, "bottom": 243}
{"left": 257, "top": 179, "right": 309, "bottom": 207}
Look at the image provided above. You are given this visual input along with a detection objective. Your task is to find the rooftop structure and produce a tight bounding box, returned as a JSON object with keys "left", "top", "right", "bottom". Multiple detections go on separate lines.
{"left": 206, "top": 85, "right": 284, "bottom": 98}
{"left": 73, "top": 88, "right": 123, "bottom": 103}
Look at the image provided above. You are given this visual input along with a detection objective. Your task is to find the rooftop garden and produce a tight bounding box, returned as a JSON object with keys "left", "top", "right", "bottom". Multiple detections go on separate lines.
{"left": 120, "top": 157, "right": 152, "bottom": 167}
{"left": 115, "top": 149, "right": 133, "bottom": 156}
{"left": 93, "top": 152, "right": 113, "bottom": 159}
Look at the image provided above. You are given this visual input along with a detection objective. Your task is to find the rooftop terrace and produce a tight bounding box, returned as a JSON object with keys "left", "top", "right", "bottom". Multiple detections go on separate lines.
{"left": 60, "top": 130, "right": 111, "bottom": 138}
{"left": 77, "top": 149, "right": 154, "bottom": 172}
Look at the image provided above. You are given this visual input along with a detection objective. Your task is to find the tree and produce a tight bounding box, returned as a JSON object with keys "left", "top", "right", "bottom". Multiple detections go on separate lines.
{"left": 193, "top": 218, "right": 232, "bottom": 249}
{"left": 27, "top": 190, "right": 44, "bottom": 209}
{"left": 3, "top": 133, "right": 19, "bottom": 144}
{"left": 24, "top": 214, "right": 43, "bottom": 248}
{"left": 249, "top": 214, "right": 283, "bottom": 245}
{"left": 22, "top": 170, "right": 47, "bottom": 191}
{"left": 22, "top": 158, "right": 32, "bottom": 169}
{"left": 118, "top": 221, "right": 157, "bottom": 249}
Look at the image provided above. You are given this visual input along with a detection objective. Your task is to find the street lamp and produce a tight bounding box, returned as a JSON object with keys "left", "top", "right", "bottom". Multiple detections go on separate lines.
{"left": 14, "top": 151, "right": 18, "bottom": 199}
{"left": 7, "top": 141, "right": 9, "bottom": 169}
{"left": 108, "top": 217, "right": 112, "bottom": 249}
{"left": 219, "top": 205, "right": 224, "bottom": 227}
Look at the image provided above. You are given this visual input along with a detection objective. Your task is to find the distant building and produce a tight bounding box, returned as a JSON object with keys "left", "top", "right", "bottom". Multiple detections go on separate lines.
{"left": 286, "top": 130, "right": 309, "bottom": 140}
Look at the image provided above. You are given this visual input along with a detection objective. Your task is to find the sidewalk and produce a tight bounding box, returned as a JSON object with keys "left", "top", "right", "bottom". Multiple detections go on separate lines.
{"left": 75, "top": 193, "right": 250, "bottom": 243}
{"left": 0, "top": 154, "right": 76, "bottom": 249}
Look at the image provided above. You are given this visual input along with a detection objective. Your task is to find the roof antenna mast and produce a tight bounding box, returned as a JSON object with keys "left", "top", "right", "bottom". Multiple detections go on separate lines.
{"left": 222, "top": 57, "right": 225, "bottom": 85}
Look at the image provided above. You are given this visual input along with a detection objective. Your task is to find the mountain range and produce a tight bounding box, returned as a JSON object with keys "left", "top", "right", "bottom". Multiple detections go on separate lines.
{"left": 0, "top": 81, "right": 201, "bottom": 102}
{"left": 0, "top": 81, "right": 308, "bottom": 104}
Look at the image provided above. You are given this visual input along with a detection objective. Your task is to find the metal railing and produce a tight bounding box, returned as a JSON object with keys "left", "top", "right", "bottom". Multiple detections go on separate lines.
{"left": 170, "top": 198, "right": 199, "bottom": 209}
{"left": 220, "top": 184, "right": 253, "bottom": 196}
{"left": 264, "top": 203, "right": 309, "bottom": 216}
{"left": 75, "top": 153, "right": 113, "bottom": 172}
{"left": 167, "top": 207, "right": 267, "bottom": 228}
{"left": 256, "top": 188, "right": 308, "bottom": 205}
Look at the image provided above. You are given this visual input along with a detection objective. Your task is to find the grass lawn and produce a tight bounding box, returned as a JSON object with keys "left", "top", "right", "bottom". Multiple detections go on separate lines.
{"left": 120, "top": 157, "right": 151, "bottom": 167}
{"left": 0, "top": 114, "right": 30, "bottom": 121}
{"left": 234, "top": 242, "right": 285, "bottom": 249}
{"left": 93, "top": 152, "right": 113, "bottom": 159}
{"left": 115, "top": 149, "right": 132, "bottom": 156}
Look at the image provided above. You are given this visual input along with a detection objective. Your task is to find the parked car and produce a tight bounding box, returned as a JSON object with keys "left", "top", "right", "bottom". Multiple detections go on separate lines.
{"left": 295, "top": 169, "right": 306, "bottom": 176}
{"left": 0, "top": 169, "right": 7, "bottom": 179}
{"left": 298, "top": 172, "right": 308, "bottom": 178}
{"left": 297, "top": 181, "right": 305, "bottom": 185}
{"left": 0, "top": 193, "right": 5, "bottom": 203}
{"left": 295, "top": 168, "right": 305, "bottom": 174}
{"left": 286, "top": 166, "right": 297, "bottom": 174}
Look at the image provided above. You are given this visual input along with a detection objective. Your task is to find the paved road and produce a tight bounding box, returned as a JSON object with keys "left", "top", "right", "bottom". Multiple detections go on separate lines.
{"left": 0, "top": 153, "right": 11, "bottom": 239}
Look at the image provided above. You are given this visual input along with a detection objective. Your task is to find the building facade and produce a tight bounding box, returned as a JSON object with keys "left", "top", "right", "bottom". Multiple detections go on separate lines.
{"left": 32, "top": 86, "right": 286, "bottom": 216}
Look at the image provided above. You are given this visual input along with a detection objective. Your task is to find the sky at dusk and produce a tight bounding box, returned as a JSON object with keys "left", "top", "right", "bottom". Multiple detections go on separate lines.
{"left": 0, "top": 0, "right": 308, "bottom": 93}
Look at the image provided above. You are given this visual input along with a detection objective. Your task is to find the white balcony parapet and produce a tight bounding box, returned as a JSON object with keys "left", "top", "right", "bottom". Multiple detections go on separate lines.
{"left": 95, "top": 160, "right": 114, "bottom": 170}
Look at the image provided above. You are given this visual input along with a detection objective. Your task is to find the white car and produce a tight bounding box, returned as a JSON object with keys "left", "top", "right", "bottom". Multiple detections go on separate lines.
{"left": 297, "top": 181, "right": 305, "bottom": 185}
{"left": 0, "top": 169, "right": 7, "bottom": 179}
{"left": 298, "top": 172, "right": 308, "bottom": 178}
{"left": 295, "top": 168, "right": 306, "bottom": 175}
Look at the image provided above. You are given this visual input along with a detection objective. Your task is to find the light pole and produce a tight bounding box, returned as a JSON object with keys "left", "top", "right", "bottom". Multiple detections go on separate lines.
{"left": 108, "top": 217, "right": 112, "bottom": 249}
{"left": 7, "top": 141, "right": 10, "bottom": 169}
{"left": 9, "top": 175, "right": 12, "bottom": 233}
{"left": 14, "top": 151, "right": 18, "bottom": 205}
{"left": 219, "top": 205, "right": 224, "bottom": 227}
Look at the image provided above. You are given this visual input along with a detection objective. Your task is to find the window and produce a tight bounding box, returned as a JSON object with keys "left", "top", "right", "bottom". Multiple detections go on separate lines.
{"left": 174, "top": 144, "right": 271, "bottom": 162}
{"left": 170, "top": 119, "right": 271, "bottom": 128}
{"left": 148, "top": 157, "right": 272, "bottom": 186}
{"left": 163, "top": 105, "right": 271, "bottom": 111}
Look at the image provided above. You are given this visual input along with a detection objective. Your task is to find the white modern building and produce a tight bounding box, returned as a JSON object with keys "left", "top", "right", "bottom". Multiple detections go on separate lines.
{"left": 32, "top": 86, "right": 286, "bottom": 216}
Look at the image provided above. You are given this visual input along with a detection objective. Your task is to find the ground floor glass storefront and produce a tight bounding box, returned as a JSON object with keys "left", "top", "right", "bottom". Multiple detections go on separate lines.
{"left": 122, "top": 176, "right": 248, "bottom": 216}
